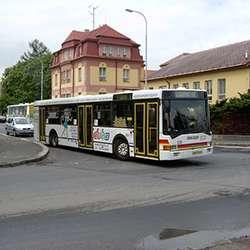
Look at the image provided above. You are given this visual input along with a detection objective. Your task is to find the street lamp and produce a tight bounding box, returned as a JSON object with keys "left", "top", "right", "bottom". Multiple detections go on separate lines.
{"left": 40, "top": 59, "right": 44, "bottom": 100}
{"left": 125, "top": 8, "right": 148, "bottom": 89}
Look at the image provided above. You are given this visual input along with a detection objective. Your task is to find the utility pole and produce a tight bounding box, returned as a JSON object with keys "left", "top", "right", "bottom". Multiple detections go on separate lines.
{"left": 40, "top": 60, "right": 44, "bottom": 100}
{"left": 89, "top": 5, "right": 98, "bottom": 30}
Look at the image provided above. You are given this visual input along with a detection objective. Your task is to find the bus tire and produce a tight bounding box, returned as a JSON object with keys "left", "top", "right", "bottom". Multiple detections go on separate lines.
{"left": 113, "top": 138, "right": 130, "bottom": 161}
{"left": 49, "top": 131, "right": 58, "bottom": 147}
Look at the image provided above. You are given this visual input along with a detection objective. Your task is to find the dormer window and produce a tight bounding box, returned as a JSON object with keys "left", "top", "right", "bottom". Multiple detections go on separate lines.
{"left": 123, "top": 48, "right": 128, "bottom": 57}
{"left": 109, "top": 47, "right": 112, "bottom": 56}
{"left": 102, "top": 46, "right": 107, "bottom": 56}
{"left": 117, "top": 47, "right": 121, "bottom": 57}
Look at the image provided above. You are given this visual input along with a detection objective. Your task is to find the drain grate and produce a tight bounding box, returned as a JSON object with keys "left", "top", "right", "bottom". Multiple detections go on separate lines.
{"left": 159, "top": 228, "right": 196, "bottom": 240}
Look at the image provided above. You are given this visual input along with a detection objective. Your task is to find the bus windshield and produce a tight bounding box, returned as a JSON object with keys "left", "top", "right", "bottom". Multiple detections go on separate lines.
{"left": 163, "top": 99, "right": 210, "bottom": 137}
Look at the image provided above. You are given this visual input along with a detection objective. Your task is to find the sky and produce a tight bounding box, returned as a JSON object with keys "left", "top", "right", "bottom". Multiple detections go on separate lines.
{"left": 1, "top": 0, "right": 250, "bottom": 76}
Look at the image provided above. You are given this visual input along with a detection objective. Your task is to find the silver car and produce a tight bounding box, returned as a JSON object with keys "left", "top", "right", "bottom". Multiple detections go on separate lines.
{"left": 5, "top": 117, "right": 34, "bottom": 137}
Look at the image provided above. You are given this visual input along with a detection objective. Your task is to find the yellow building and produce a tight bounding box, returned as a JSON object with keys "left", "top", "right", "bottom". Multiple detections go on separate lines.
{"left": 51, "top": 25, "right": 144, "bottom": 98}
{"left": 148, "top": 40, "right": 250, "bottom": 104}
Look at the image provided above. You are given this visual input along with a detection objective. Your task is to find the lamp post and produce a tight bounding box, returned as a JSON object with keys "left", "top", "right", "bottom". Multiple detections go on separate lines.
{"left": 40, "top": 59, "right": 44, "bottom": 100}
{"left": 125, "top": 8, "right": 148, "bottom": 89}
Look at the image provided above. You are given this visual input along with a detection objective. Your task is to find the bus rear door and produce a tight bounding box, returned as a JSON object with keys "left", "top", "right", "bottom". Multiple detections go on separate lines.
{"left": 134, "top": 101, "right": 159, "bottom": 158}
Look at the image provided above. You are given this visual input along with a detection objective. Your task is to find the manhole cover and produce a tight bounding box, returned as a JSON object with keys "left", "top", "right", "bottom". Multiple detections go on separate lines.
{"left": 159, "top": 228, "right": 196, "bottom": 240}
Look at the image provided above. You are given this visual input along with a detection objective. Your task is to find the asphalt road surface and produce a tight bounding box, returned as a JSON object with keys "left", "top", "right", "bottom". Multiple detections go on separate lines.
{"left": 1, "top": 193, "right": 250, "bottom": 250}
{"left": 1, "top": 122, "right": 250, "bottom": 249}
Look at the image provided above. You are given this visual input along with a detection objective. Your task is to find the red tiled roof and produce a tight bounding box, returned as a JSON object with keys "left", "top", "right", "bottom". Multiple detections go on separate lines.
{"left": 63, "top": 24, "right": 138, "bottom": 46}
{"left": 148, "top": 40, "right": 250, "bottom": 80}
{"left": 64, "top": 30, "right": 89, "bottom": 43}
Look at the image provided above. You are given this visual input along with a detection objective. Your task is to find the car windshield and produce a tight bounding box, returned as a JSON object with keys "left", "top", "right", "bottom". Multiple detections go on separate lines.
{"left": 15, "top": 118, "right": 29, "bottom": 124}
{"left": 163, "top": 99, "right": 210, "bottom": 138}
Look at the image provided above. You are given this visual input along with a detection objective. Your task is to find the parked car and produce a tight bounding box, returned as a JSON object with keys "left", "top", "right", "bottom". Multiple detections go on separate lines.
{"left": 0, "top": 115, "right": 6, "bottom": 123}
{"left": 5, "top": 117, "right": 34, "bottom": 137}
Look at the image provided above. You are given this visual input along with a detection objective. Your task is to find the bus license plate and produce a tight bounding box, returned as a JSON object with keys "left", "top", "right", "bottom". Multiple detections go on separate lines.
{"left": 192, "top": 150, "right": 203, "bottom": 155}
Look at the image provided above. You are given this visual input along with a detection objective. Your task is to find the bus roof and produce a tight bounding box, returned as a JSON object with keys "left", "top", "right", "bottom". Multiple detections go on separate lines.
{"left": 7, "top": 103, "right": 33, "bottom": 108}
{"left": 34, "top": 88, "right": 206, "bottom": 107}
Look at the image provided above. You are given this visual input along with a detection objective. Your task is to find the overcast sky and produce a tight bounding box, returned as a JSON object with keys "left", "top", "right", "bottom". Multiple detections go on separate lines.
{"left": 1, "top": 0, "right": 250, "bottom": 76}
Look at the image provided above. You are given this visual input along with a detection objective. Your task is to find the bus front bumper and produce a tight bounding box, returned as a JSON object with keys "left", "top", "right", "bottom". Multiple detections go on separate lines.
{"left": 159, "top": 147, "right": 213, "bottom": 161}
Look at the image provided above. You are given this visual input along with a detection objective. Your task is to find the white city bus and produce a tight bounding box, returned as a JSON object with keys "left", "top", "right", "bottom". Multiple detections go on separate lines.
{"left": 34, "top": 89, "right": 213, "bottom": 160}
{"left": 7, "top": 103, "right": 34, "bottom": 123}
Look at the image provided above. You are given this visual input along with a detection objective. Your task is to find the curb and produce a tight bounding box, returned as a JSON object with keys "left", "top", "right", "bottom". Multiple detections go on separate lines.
{"left": 0, "top": 139, "right": 49, "bottom": 168}
{"left": 214, "top": 145, "right": 250, "bottom": 152}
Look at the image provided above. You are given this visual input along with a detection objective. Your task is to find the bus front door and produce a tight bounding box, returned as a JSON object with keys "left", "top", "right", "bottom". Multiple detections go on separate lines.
{"left": 134, "top": 101, "right": 158, "bottom": 158}
{"left": 78, "top": 105, "right": 93, "bottom": 148}
{"left": 39, "top": 107, "right": 46, "bottom": 142}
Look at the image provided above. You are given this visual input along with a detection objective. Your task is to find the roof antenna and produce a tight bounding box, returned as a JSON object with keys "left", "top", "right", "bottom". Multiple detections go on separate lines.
{"left": 89, "top": 5, "right": 98, "bottom": 30}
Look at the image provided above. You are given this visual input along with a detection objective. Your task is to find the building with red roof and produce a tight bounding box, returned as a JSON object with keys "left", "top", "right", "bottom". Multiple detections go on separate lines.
{"left": 51, "top": 24, "right": 144, "bottom": 98}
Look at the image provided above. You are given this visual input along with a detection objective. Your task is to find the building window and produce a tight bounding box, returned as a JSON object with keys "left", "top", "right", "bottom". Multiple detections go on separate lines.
{"left": 182, "top": 83, "right": 189, "bottom": 89}
{"left": 78, "top": 92, "right": 82, "bottom": 95}
{"left": 173, "top": 83, "right": 179, "bottom": 89}
{"left": 149, "top": 87, "right": 154, "bottom": 89}
{"left": 117, "top": 47, "right": 121, "bottom": 57}
{"left": 109, "top": 47, "right": 112, "bottom": 56}
{"left": 123, "top": 48, "right": 128, "bottom": 57}
{"left": 66, "top": 69, "right": 71, "bottom": 83}
{"left": 205, "top": 80, "right": 212, "bottom": 100}
{"left": 55, "top": 74, "right": 58, "bottom": 86}
{"left": 102, "top": 46, "right": 107, "bottom": 56}
{"left": 193, "top": 81, "right": 200, "bottom": 89}
{"left": 63, "top": 49, "right": 73, "bottom": 61}
{"left": 123, "top": 68, "right": 129, "bottom": 82}
{"left": 99, "top": 67, "right": 106, "bottom": 81}
{"left": 61, "top": 71, "right": 66, "bottom": 84}
{"left": 78, "top": 68, "right": 82, "bottom": 82}
{"left": 218, "top": 78, "right": 226, "bottom": 101}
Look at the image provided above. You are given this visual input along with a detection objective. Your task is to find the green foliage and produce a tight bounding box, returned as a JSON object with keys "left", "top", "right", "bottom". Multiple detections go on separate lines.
{"left": 21, "top": 39, "right": 50, "bottom": 61}
{"left": 0, "top": 39, "right": 52, "bottom": 114}
{"left": 210, "top": 90, "right": 250, "bottom": 134}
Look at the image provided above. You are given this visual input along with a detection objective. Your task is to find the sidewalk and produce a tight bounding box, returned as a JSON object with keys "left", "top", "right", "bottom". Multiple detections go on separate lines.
{"left": 203, "top": 236, "right": 250, "bottom": 250}
{"left": 0, "top": 134, "right": 49, "bottom": 167}
{"left": 213, "top": 134, "right": 250, "bottom": 151}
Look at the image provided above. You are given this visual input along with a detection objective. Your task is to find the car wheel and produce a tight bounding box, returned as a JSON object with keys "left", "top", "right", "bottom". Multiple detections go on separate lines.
{"left": 13, "top": 130, "right": 17, "bottom": 137}
{"left": 6, "top": 130, "right": 9, "bottom": 135}
{"left": 113, "top": 138, "right": 130, "bottom": 161}
{"left": 49, "top": 132, "right": 58, "bottom": 147}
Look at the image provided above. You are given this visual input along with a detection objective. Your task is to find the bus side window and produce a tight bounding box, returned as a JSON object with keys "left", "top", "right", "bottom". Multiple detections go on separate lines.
{"left": 61, "top": 105, "right": 77, "bottom": 126}
{"left": 46, "top": 106, "right": 61, "bottom": 125}
{"left": 93, "top": 103, "right": 112, "bottom": 127}
{"left": 112, "top": 102, "right": 133, "bottom": 128}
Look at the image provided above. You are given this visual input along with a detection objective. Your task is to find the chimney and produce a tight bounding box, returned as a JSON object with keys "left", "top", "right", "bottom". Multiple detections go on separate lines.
{"left": 84, "top": 29, "right": 90, "bottom": 32}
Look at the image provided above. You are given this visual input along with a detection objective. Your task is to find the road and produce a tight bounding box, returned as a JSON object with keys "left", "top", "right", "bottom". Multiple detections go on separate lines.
{"left": 1, "top": 193, "right": 250, "bottom": 250}
{"left": 1, "top": 123, "right": 250, "bottom": 248}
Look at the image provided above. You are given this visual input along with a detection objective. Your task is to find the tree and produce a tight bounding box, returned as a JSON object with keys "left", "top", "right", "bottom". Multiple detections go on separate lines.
{"left": 21, "top": 39, "right": 50, "bottom": 61}
{"left": 0, "top": 39, "right": 52, "bottom": 114}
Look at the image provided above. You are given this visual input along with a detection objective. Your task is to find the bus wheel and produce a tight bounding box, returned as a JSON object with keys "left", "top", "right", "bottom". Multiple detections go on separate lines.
{"left": 49, "top": 132, "right": 58, "bottom": 147}
{"left": 114, "top": 139, "right": 129, "bottom": 161}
